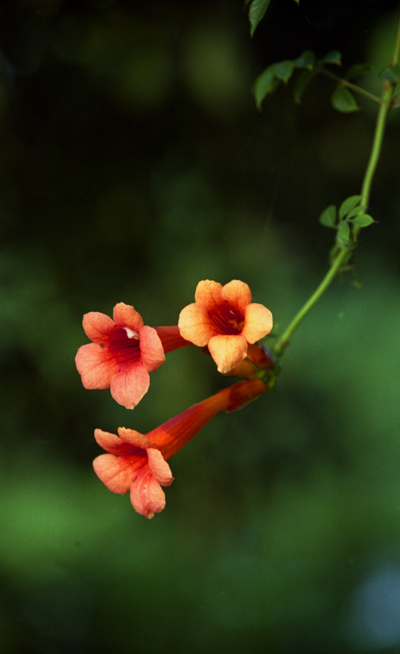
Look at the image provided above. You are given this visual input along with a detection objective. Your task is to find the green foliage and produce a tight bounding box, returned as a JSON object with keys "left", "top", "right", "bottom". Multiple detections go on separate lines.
{"left": 331, "top": 85, "right": 359, "bottom": 113}
{"left": 319, "top": 205, "right": 337, "bottom": 228}
{"left": 320, "top": 195, "right": 375, "bottom": 254}
{"left": 247, "top": 0, "right": 271, "bottom": 36}
{"left": 379, "top": 63, "right": 400, "bottom": 83}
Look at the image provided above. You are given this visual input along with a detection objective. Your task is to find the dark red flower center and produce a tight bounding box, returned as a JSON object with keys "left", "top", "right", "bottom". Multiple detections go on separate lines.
{"left": 107, "top": 327, "right": 141, "bottom": 364}
{"left": 209, "top": 303, "right": 245, "bottom": 336}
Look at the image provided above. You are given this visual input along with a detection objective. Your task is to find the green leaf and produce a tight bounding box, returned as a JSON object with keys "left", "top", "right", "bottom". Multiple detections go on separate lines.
{"left": 344, "top": 63, "right": 372, "bottom": 80}
{"left": 331, "top": 85, "right": 359, "bottom": 113}
{"left": 273, "top": 60, "right": 294, "bottom": 82}
{"left": 253, "top": 66, "right": 280, "bottom": 109}
{"left": 339, "top": 195, "right": 362, "bottom": 219}
{"left": 293, "top": 69, "right": 315, "bottom": 103}
{"left": 336, "top": 221, "right": 351, "bottom": 248}
{"left": 379, "top": 64, "right": 400, "bottom": 84}
{"left": 319, "top": 205, "right": 337, "bottom": 227}
{"left": 248, "top": 0, "right": 271, "bottom": 36}
{"left": 293, "top": 50, "right": 315, "bottom": 70}
{"left": 322, "top": 50, "right": 342, "bottom": 66}
{"left": 346, "top": 205, "right": 365, "bottom": 219}
{"left": 351, "top": 213, "right": 375, "bottom": 227}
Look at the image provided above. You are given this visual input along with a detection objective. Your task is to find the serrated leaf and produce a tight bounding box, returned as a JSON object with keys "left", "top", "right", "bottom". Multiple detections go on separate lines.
{"left": 344, "top": 63, "right": 372, "bottom": 80}
{"left": 351, "top": 213, "right": 375, "bottom": 227}
{"left": 293, "top": 50, "right": 315, "bottom": 70}
{"left": 319, "top": 204, "right": 337, "bottom": 227}
{"left": 322, "top": 50, "right": 342, "bottom": 66}
{"left": 273, "top": 60, "right": 294, "bottom": 82}
{"left": 337, "top": 221, "right": 351, "bottom": 248}
{"left": 379, "top": 64, "right": 400, "bottom": 84}
{"left": 249, "top": 0, "right": 271, "bottom": 36}
{"left": 339, "top": 195, "right": 362, "bottom": 219}
{"left": 253, "top": 66, "right": 280, "bottom": 109}
{"left": 331, "top": 85, "right": 359, "bottom": 113}
{"left": 293, "top": 69, "right": 315, "bottom": 103}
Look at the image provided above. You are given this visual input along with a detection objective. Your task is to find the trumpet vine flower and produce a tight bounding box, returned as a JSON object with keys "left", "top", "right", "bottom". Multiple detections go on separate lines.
{"left": 93, "top": 378, "right": 267, "bottom": 518}
{"left": 75, "top": 303, "right": 165, "bottom": 409}
{"left": 178, "top": 280, "right": 273, "bottom": 373}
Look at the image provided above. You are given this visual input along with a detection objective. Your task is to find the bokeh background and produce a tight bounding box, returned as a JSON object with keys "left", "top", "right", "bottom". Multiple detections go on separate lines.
{"left": 1, "top": 0, "right": 400, "bottom": 652}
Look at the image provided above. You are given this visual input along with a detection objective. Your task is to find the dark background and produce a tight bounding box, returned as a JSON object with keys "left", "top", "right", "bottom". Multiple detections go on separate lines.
{"left": 1, "top": 1, "right": 400, "bottom": 652}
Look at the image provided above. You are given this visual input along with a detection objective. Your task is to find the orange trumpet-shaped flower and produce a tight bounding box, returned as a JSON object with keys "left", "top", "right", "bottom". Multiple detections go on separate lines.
{"left": 75, "top": 303, "right": 165, "bottom": 409}
{"left": 178, "top": 280, "right": 273, "bottom": 374}
{"left": 93, "top": 378, "right": 267, "bottom": 518}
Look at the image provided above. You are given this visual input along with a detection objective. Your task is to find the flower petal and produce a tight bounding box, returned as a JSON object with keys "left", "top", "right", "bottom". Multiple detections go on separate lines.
{"left": 178, "top": 303, "right": 215, "bottom": 346}
{"left": 130, "top": 468, "right": 167, "bottom": 519}
{"left": 194, "top": 280, "right": 223, "bottom": 309}
{"left": 93, "top": 453, "right": 141, "bottom": 494}
{"left": 82, "top": 312, "right": 115, "bottom": 343}
{"left": 113, "top": 303, "right": 144, "bottom": 331}
{"left": 94, "top": 428, "right": 132, "bottom": 455}
{"left": 208, "top": 334, "right": 248, "bottom": 373}
{"left": 139, "top": 325, "right": 166, "bottom": 371}
{"left": 118, "top": 427, "right": 151, "bottom": 450}
{"left": 147, "top": 448, "right": 174, "bottom": 486}
{"left": 110, "top": 361, "right": 150, "bottom": 409}
{"left": 221, "top": 280, "right": 252, "bottom": 314}
{"left": 75, "top": 343, "right": 118, "bottom": 389}
{"left": 242, "top": 303, "right": 273, "bottom": 343}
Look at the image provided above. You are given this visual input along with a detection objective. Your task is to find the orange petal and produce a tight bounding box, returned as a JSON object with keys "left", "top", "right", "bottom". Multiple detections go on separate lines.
{"left": 221, "top": 280, "right": 252, "bottom": 314}
{"left": 93, "top": 453, "right": 140, "bottom": 494}
{"left": 75, "top": 343, "right": 118, "bottom": 389}
{"left": 242, "top": 303, "right": 273, "bottom": 343}
{"left": 82, "top": 312, "right": 115, "bottom": 343}
{"left": 194, "top": 280, "right": 223, "bottom": 309}
{"left": 147, "top": 448, "right": 174, "bottom": 486}
{"left": 94, "top": 428, "right": 130, "bottom": 455}
{"left": 117, "top": 428, "right": 151, "bottom": 450}
{"left": 130, "top": 467, "right": 167, "bottom": 518}
{"left": 208, "top": 334, "right": 248, "bottom": 373}
{"left": 110, "top": 361, "right": 150, "bottom": 409}
{"left": 139, "top": 325, "right": 166, "bottom": 371}
{"left": 113, "top": 303, "right": 144, "bottom": 331}
{"left": 178, "top": 303, "right": 215, "bottom": 346}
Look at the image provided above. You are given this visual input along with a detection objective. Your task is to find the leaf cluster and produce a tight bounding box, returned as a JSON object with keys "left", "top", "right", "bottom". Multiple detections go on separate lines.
{"left": 319, "top": 195, "right": 375, "bottom": 253}
{"left": 253, "top": 50, "right": 374, "bottom": 113}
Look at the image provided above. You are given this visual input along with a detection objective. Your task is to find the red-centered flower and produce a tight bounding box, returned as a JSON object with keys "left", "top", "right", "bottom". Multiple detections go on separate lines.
{"left": 75, "top": 303, "right": 165, "bottom": 409}
{"left": 93, "top": 378, "right": 267, "bottom": 518}
{"left": 178, "top": 280, "right": 273, "bottom": 374}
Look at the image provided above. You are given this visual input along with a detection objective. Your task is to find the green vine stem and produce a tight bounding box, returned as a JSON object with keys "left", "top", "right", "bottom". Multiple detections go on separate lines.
{"left": 320, "top": 68, "right": 381, "bottom": 105}
{"left": 271, "top": 15, "right": 400, "bottom": 362}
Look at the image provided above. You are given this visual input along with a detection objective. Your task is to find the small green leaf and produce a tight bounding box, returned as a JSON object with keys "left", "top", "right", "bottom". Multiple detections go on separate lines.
{"left": 249, "top": 0, "right": 271, "bottom": 36}
{"left": 344, "top": 63, "right": 372, "bottom": 80}
{"left": 273, "top": 60, "right": 294, "bottom": 82}
{"left": 253, "top": 66, "right": 280, "bottom": 109}
{"left": 319, "top": 205, "right": 337, "bottom": 227}
{"left": 322, "top": 50, "right": 342, "bottom": 66}
{"left": 331, "top": 85, "right": 359, "bottom": 113}
{"left": 379, "top": 64, "right": 400, "bottom": 84}
{"left": 337, "top": 221, "right": 351, "bottom": 248}
{"left": 346, "top": 205, "right": 365, "bottom": 219}
{"left": 293, "top": 69, "right": 315, "bottom": 103}
{"left": 351, "top": 213, "right": 375, "bottom": 227}
{"left": 293, "top": 50, "right": 315, "bottom": 70}
{"left": 339, "top": 195, "right": 362, "bottom": 219}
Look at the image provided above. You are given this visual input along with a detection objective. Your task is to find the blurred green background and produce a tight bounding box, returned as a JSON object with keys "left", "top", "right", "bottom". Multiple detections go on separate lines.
{"left": 1, "top": 0, "right": 400, "bottom": 652}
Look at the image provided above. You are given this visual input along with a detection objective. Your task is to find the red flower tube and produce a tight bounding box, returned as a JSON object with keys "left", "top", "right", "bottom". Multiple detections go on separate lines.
{"left": 93, "top": 378, "right": 267, "bottom": 518}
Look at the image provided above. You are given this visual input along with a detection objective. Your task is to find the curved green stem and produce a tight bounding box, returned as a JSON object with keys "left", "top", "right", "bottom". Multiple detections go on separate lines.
{"left": 273, "top": 15, "right": 400, "bottom": 361}
{"left": 320, "top": 68, "right": 381, "bottom": 105}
